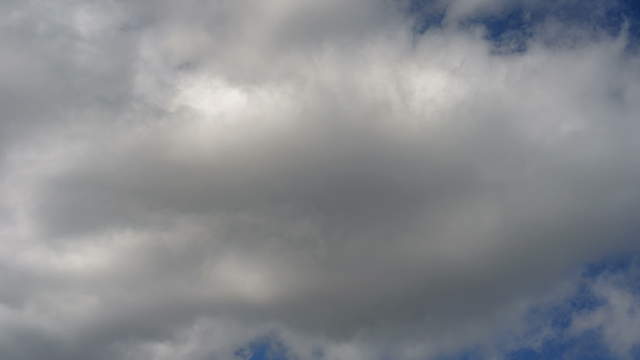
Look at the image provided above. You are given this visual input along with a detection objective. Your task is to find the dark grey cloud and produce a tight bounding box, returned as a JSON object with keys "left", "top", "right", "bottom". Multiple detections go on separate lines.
{"left": 1, "top": 1, "right": 640, "bottom": 359}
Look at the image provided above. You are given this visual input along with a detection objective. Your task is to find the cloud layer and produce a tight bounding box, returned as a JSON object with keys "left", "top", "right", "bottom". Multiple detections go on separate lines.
{"left": 1, "top": 1, "right": 640, "bottom": 359}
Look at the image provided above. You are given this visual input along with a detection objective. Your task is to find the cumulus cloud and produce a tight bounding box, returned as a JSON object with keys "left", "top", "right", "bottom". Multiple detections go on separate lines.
{"left": 1, "top": 0, "right": 640, "bottom": 359}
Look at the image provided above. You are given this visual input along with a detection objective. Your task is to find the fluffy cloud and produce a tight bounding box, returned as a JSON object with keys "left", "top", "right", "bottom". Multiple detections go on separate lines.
{"left": 1, "top": 0, "right": 640, "bottom": 359}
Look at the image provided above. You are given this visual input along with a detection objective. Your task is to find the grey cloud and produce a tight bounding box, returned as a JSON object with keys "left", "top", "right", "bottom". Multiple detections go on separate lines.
{"left": 0, "top": 0, "right": 135, "bottom": 137}
{"left": 1, "top": 1, "right": 640, "bottom": 359}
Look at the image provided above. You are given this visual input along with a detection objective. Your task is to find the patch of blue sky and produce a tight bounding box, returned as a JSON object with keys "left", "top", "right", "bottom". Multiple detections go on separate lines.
{"left": 405, "top": 0, "right": 445, "bottom": 34}
{"left": 408, "top": 0, "right": 640, "bottom": 53}
{"left": 502, "top": 252, "right": 640, "bottom": 360}
{"left": 583, "top": 252, "right": 638, "bottom": 279}
{"left": 234, "top": 335, "right": 290, "bottom": 360}
{"left": 505, "top": 329, "right": 616, "bottom": 360}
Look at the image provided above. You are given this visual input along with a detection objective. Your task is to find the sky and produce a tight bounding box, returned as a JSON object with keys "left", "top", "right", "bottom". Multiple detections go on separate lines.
{"left": 1, "top": 0, "right": 640, "bottom": 359}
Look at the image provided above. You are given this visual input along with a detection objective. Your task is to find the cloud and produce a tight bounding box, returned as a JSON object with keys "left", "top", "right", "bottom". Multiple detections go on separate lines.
{"left": 1, "top": 0, "right": 640, "bottom": 359}
{"left": 570, "top": 264, "right": 640, "bottom": 359}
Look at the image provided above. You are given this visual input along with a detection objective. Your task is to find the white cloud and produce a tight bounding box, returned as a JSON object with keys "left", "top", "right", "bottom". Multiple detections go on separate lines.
{"left": 571, "top": 267, "right": 640, "bottom": 359}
